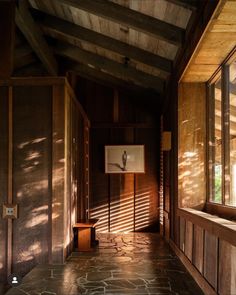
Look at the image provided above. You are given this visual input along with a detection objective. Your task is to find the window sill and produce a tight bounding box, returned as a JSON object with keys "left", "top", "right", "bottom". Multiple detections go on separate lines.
{"left": 204, "top": 202, "right": 236, "bottom": 221}
{"left": 178, "top": 207, "right": 236, "bottom": 247}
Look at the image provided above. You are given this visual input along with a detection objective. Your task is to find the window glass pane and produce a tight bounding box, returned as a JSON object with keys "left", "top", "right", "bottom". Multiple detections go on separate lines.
{"left": 210, "top": 78, "right": 222, "bottom": 203}
{"left": 229, "top": 61, "right": 236, "bottom": 206}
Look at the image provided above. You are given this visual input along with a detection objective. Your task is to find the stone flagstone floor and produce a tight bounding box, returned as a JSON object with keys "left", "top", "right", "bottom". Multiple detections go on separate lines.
{"left": 5, "top": 233, "right": 204, "bottom": 295}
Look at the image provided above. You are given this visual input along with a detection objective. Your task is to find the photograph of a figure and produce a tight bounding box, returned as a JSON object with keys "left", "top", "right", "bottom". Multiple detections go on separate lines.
{"left": 105, "top": 145, "right": 145, "bottom": 173}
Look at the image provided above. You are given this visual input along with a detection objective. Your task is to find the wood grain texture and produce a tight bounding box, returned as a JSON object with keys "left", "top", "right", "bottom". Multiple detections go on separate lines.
{"left": 193, "top": 225, "right": 204, "bottom": 274}
{"left": 178, "top": 208, "right": 236, "bottom": 248}
{"left": 170, "top": 239, "right": 217, "bottom": 295}
{"left": 57, "top": 0, "right": 185, "bottom": 45}
{"left": 65, "top": 63, "right": 160, "bottom": 95}
{"left": 29, "top": 0, "right": 192, "bottom": 68}
{"left": 178, "top": 83, "right": 206, "bottom": 209}
{"left": 12, "top": 85, "right": 52, "bottom": 275}
{"left": 52, "top": 85, "right": 66, "bottom": 263}
{"left": 165, "top": 0, "right": 198, "bottom": 11}
{"left": 179, "top": 217, "right": 185, "bottom": 252}
{"left": 79, "top": 80, "right": 159, "bottom": 233}
{"left": 0, "top": 1, "right": 15, "bottom": 78}
{"left": 33, "top": 9, "right": 172, "bottom": 73}
{"left": 182, "top": 1, "right": 236, "bottom": 82}
{"left": 14, "top": 44, "right": 36, "bottom": 70}
{"left": 218, "top": 240, "right": 236, "bottom": 295}
{"left": 7, "top": 87, "right": 13, "bottom": 276}
{"left": 203, "top": 231, "right": 218, "bottom": 290}
{"left": 16, "top": 0, "right": 58, "bottom": 75}
{"left": 55, "top": 42, "right": 165, "bottom": 93}
{"left": 184, "top": 221, "right": 193, "bottom": 261}
{"left": 0, "top": 87, "right": 9, "bottom": 283}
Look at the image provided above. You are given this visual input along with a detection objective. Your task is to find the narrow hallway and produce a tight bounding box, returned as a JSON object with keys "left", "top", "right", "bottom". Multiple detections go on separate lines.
{"left": 5, "top": 233, "right": 203, "bottom": 295}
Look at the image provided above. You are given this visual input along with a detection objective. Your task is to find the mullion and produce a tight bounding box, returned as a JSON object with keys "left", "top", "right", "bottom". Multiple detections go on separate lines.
{"left": 222, "top": 65, "right": 230, "bottom": 205}
{"left": 208, "top": 84, "right": 215, "bottom": 202}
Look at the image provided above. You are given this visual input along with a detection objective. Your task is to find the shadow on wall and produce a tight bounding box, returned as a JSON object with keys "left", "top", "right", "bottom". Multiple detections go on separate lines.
{"left": 90, "top": 185, "right": 157, "bottom": 233}
{"left": 12, "top": 135, "right": 63, "bottom": 276}
{"left": 178, "top": 150, "right": 205, "bottom": 208}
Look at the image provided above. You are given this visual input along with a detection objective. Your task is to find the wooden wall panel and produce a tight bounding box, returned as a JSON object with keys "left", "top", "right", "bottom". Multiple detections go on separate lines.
{"left": 84, "top": 82, "right": 113, "bottom": 123}
{"left": 184, "top": 221, "right": 193, "bottom": 261}
{"left": 178, "top": 83, "right": 206, "bottom": 209}
{"left": 110, "top": 128, "right": 134, "bottom": 232}
{"left": 81, "top": 80, "right": 160, "bottom": 232}
{"left": 90, "top": 128, "right": 110, "bottom": 232}
{"left": 110, "top": 174, "right": 134, "bottom": 232}
{"left": 193, "top": 225, "right": 204, "bottom": 274}
{"left": 64, "top": 88, "right": 73, "bottom": 257}
{"left": 219, "top": 240, "right": 236, "bottom": 295}
{"left": 12, "top": 86, "right": 52, "bottom": 275}
{"left": 52, "top": 85, "right": 66, "bottom": 263}
{"left": 0, "top": 87, "right": 9, "bottom": 286}
{"left": 204, "top": 231, "right": 218, "bottom": 290}
{"left": 135, "top": 128, "right": 158, "bottom": 231}
{"left": 179, "top": 217, "right": 185, "bottom": 252}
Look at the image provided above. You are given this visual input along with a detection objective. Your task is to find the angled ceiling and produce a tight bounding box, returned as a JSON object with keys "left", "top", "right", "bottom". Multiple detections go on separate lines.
{"left": 13, "top": 0, "right": 206, "bottom": 96}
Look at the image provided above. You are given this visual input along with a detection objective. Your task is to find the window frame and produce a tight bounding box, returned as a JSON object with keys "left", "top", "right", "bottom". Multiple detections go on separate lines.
{"left": 206, "top": 48, "right": 236, "bottom": 216}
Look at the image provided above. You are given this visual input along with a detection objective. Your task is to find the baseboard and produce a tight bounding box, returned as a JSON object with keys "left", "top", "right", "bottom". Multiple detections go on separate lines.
{"left": 169, "top": 239, "right": 217, "bottom": 295}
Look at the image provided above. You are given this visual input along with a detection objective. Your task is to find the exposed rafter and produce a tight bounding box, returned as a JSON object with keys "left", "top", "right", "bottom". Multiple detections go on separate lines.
{"left": 64, "top": 61, "right": 158, "bottom": 95}
{"left": 57, "top": 0, "right": 184, "bottom": 46}
{"left": 0, "top": 1, "right": 15, "bottom": 78}
{"left": 165, "top": 0, "right": 198, "bottom": 11}
{"left": 55, "top": 42, "right": 165, "bottom": 93}
{"left": 14, "top": 44, "right": 36, "bottom": 69}
{"left": 15, "top": 0, "right": 58, "bottom": 75}
{"left": 32, "top": 9, "right": 172, "bottom": 73}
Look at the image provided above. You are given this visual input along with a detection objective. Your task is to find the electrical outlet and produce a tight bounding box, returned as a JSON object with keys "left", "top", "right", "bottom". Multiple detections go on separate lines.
{"left": 6, "top": 207, "right": 14, "bottom": 215}
{"left": 2, "top": 204, "right": 18, "bottom": 219}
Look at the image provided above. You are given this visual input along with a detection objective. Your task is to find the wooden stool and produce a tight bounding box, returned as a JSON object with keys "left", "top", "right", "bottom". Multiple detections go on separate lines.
{"left": 73, "top": 219, "right": 99, "bottom": 251}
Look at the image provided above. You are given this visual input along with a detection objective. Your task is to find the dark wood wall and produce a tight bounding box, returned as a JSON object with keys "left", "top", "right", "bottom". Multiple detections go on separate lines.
{"left": 12, "top": 85, "right": 52, "bottom": 275}
{"left": 0, "top": 78, "right": 88, "bottom": 290}
{"left": 0, "top": 87, "right": 9, "bottom": 287}
{"left": 77, "top": 79, "right": 160, "bottom": 232}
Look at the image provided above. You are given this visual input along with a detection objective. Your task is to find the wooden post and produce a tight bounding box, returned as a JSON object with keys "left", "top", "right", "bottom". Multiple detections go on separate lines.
{"left": 7, "top": 87, "right": 13, "bottom": 276}
{"left": 0, "top": 1, "right": 15, "bottom": 78}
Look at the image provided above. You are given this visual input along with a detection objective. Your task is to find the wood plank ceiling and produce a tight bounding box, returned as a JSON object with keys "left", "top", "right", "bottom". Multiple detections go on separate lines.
{"left": 13, "top": 0, "right": 200, "bottom": 95}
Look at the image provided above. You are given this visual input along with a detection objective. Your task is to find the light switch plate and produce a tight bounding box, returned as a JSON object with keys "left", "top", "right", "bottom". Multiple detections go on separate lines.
{"left": 2, "top": 204, "right": 18, "bottom": 219}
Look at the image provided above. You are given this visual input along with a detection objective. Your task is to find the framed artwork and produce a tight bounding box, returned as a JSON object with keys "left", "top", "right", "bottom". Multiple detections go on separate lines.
{"left": 105, "top": 145, "right": 145, "bottom": 173}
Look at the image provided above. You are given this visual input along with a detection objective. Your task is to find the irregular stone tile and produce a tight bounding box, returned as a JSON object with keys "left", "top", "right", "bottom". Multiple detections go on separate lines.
{"left": 87, "top": 272, "right": 112, "bottom": 281}
{"left": 99, "top": 265, "right": 120, "bottom": 272}
{"left": 127, "top": 279, "right": 146, "bottom": 286}
{"left": 146, "top": 288, "right": 175, "bottom": 294}
{"left": 82, "top": 282, "right": 106, "bottom": 288}
{"left": 99, "top": 249, "right": 117, "bottom": 254}
{"left": 105, "top": 279, "right": 136, "bottom": 289}
{"left": 4, "top": 233, "right": 204, "bottom": 295}
{"left": 4, "top": 289, "right": 30, "bottom": 295}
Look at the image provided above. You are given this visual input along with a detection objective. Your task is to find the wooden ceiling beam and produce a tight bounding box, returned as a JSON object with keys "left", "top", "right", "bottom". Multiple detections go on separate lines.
{"left": 165, "top": 0, "right": 198, "bottom": 11}
{"left": 14, "top": 44, "right": 36, "bottom": 70}
{"left": 55, "top": 42, "right": 165, "bottom": 93}
{"left": 15, "top": 0, "right": 58, "bottom": 75}
{"left": 57, "top": 0, "right": 184, "bottom": 46}
{"left": 0, "top": 1, "right": 15, "bottom": 78}
{"left": 64, "top": 62, "right": 157, "bottom": 95}
{"left": 32, "top": 9, "right": 172, "bottom": 73}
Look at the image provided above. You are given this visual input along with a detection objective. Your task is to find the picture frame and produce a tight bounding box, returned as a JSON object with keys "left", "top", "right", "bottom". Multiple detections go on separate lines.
{"left": 105, "top": 145, "right": 145, "bottom": 174}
